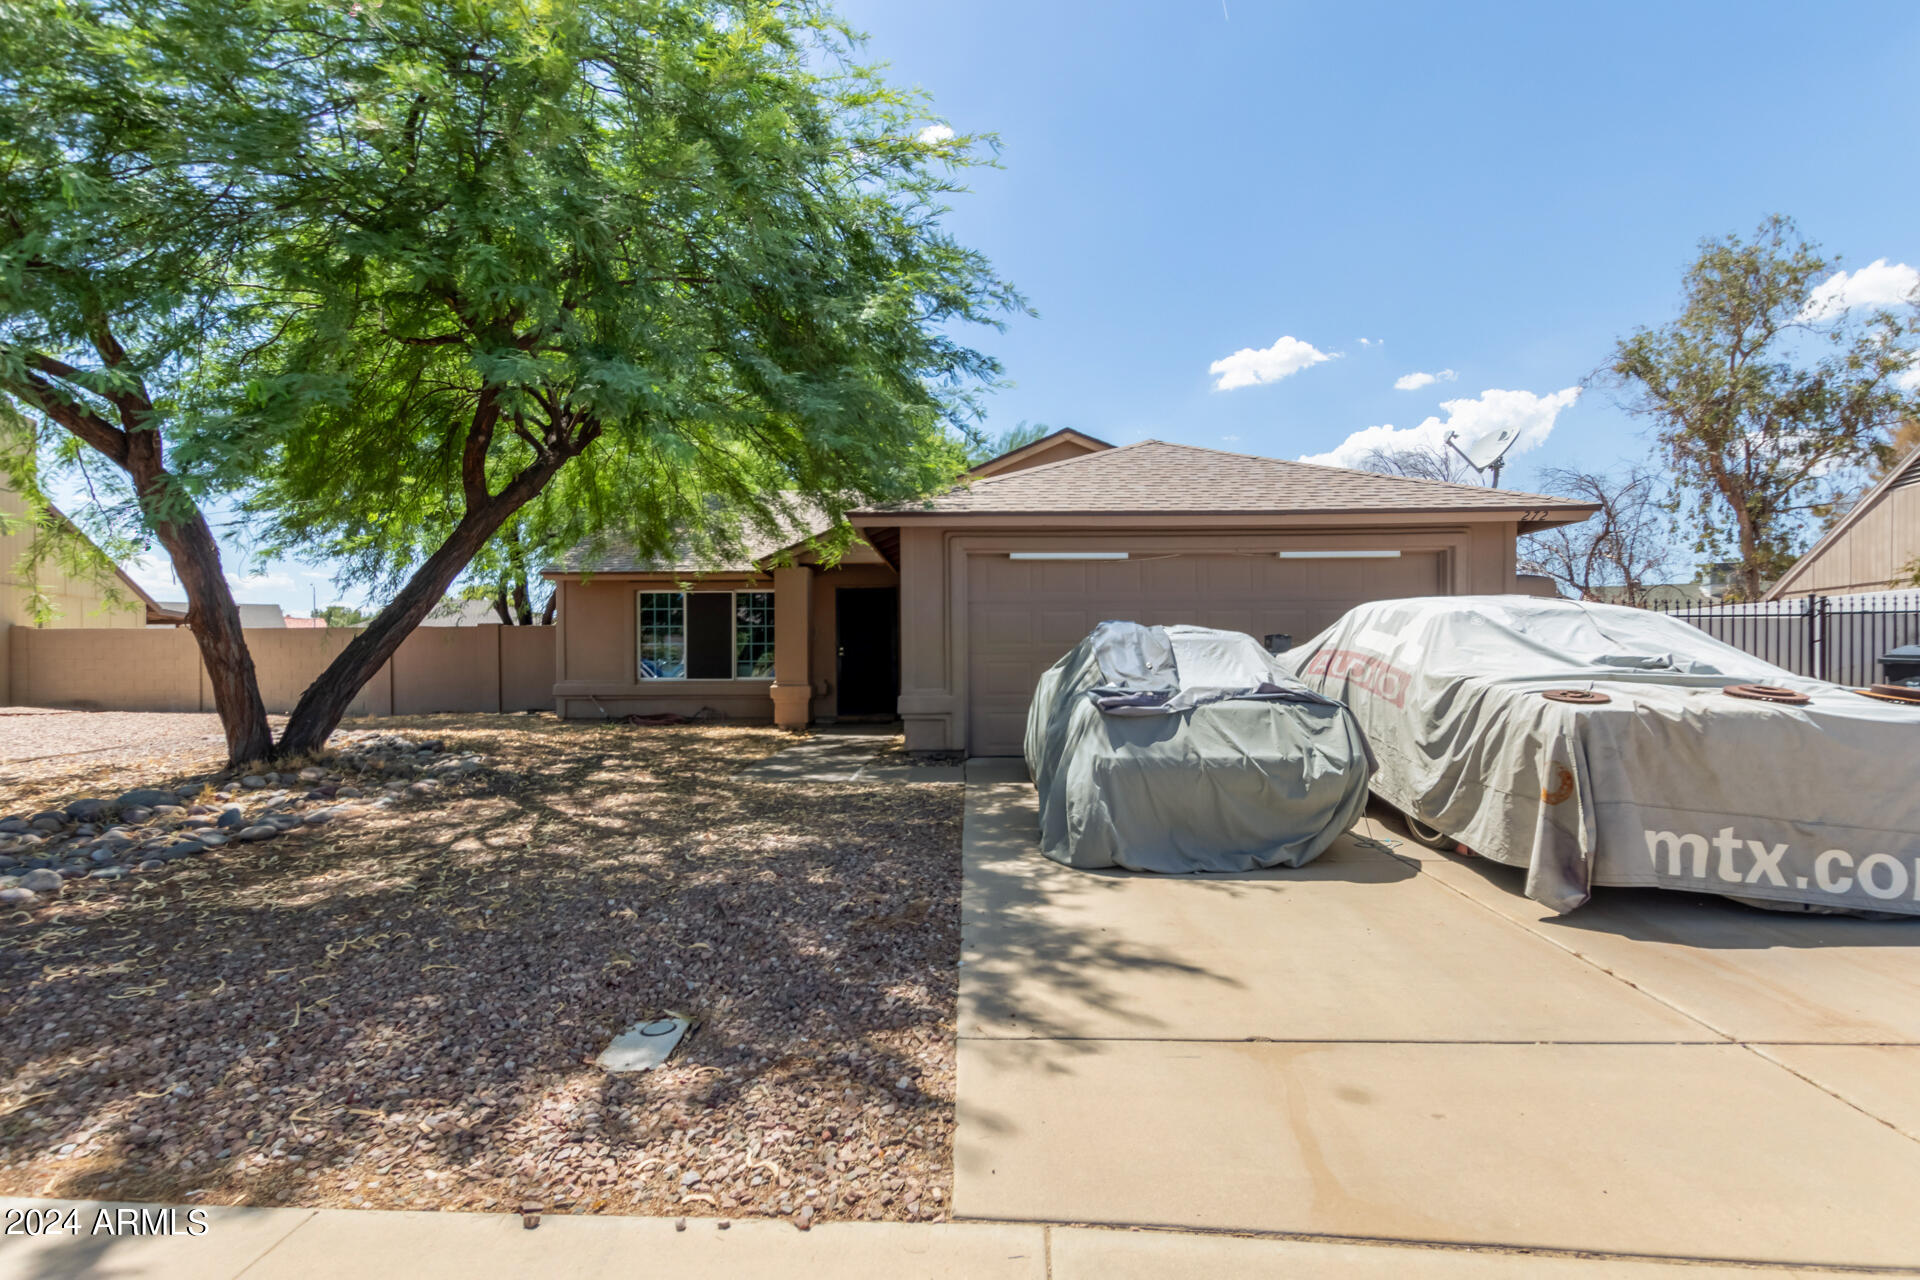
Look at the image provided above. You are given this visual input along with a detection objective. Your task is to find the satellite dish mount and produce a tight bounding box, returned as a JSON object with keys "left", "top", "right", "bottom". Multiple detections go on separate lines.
{"left": 1443, "top": 426, "right": 1521, "bottom": 488}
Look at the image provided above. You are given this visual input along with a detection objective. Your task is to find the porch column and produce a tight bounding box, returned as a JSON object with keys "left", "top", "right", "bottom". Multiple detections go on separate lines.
{"left": 770, "top": 564, "right": 813, "bottom": 729}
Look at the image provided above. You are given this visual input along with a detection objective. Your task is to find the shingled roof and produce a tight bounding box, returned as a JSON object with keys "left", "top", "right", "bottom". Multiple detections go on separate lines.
{"left": 854, "top": 440, "right": 1596, "bottom": 528}
{"left": 546, "top": 501, "right": 834, "bottom": 575}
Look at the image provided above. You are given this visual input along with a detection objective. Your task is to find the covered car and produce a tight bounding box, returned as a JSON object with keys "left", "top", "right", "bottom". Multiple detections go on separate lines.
{"left": 1025, "top": 622, "right": 1374, "bottom": 872}
{"left": 1278, "top": 596, "right": 1920, "bottom": 916}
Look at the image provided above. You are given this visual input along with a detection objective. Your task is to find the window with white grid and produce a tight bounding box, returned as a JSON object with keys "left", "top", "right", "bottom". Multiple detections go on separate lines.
{"left": 735, "top": 592, "right": 776, "bottom": 678}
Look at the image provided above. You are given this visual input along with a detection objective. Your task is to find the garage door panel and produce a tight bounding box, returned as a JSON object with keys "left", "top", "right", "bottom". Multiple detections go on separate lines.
{"left": 1038, "top": 609, "right": 1095, "bottom": 648}
{"left": 966, "top": 550, "right": 1448, "bottom": 756}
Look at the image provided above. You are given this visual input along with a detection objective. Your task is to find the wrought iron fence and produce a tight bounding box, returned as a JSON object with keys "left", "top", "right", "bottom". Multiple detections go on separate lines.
{"left": 1643, "top": 592, "right": 1920, "bottom": 687}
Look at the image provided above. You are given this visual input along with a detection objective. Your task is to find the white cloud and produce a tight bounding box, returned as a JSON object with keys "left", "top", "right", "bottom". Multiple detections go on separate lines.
{"left": 228, "top": 569, "right": 293, "bottom": 590}
{"left": 1802, "top": 259, "right": 1920, "bottom": 320}
{"left": 1357, "top": 337, "right": 1380, "bottom": 347}
{"left": 917, "top": 124, "right": 955, "bottom": 145}
{"left": 1208, "top": 336, "right": 1334, "bottom": 391}
{"left": 1897, "top": 354, "right": 1920, "bottom": 394}
{"left": 1393, "top": 368, "right": 1456, "bottom": 391}
{"left": 1300, "top": 386, "right": 1581, "bottom": 471}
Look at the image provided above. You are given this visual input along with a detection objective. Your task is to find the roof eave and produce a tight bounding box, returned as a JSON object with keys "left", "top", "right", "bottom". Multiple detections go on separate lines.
{"left": 850, "top": 504, "right": 1600, "bottom": 528}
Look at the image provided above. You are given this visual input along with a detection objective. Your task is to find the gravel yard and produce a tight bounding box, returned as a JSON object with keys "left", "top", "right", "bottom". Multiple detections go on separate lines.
{"left": 0, "top": 714, "right": 962, "bottom": 1226}
{"left": 0, "top": 710, "right": 271, "bottom": 800}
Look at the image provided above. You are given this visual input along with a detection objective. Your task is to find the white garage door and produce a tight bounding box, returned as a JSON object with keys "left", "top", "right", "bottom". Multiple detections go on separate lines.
{"left": 966, "top": 551, "right": 1445, "bottom": 755}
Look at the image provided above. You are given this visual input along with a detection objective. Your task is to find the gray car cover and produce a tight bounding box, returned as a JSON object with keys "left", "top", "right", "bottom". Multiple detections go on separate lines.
{"left": 1025, "top": 622, "right": 1374, "bottom": 872}
{"left": 1278, "top": 596, "right": 1920, "bottom": 916}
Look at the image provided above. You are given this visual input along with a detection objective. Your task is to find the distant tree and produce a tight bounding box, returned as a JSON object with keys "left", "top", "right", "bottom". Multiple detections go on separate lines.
{"left": 316, "top": 604, "right": 371, "bottom": 628}
{"left": 454, "top": 519, "right": 553, "bottom": 626}
{"left": 966, "top": 421, "right": 1052, "bottom": 466}
{"left": 1607, "top": 216, "right": 1920, "bottom": 601}
{"left": 1355, "top": 441, "right": 1483, "bottom": 485}
{"left": 1519, "top": 465, "right": 1678, "bottom": 604}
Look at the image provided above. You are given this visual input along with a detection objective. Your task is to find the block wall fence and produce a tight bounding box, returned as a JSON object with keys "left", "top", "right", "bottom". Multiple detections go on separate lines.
{"left": 4, "top": 624, "right": 554, "bottom": 715}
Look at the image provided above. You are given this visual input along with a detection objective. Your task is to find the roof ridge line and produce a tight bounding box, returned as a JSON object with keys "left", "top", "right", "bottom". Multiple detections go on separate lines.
{"left": 968, "top": 437, "right": 1157, "bottom": 486}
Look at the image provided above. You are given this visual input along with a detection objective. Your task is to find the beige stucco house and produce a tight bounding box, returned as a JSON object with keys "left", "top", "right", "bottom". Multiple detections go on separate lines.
{"left": 544, "top": 431, "right": 1597, "bottom": 755}
{"left": 1, "top": 484, "right": 181, "bottom": 703}
{"left": 1766, "top": 444, "right": 1920, "bottom": 600}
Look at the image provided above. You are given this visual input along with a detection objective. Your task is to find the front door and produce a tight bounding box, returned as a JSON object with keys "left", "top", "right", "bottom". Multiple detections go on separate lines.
{"left": 835, "top": 587, "right": 900, "bottom": 718}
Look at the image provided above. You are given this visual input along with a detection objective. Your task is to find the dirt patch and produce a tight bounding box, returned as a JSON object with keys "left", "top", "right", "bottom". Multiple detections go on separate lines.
{"left": 0, "top": 714, "right": 963, "bottom": 1225}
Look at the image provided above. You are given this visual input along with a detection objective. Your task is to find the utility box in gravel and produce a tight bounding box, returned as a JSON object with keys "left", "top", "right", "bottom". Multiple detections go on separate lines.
{"left": 596, "top": 1015, "right": 690, "bottom": 1072}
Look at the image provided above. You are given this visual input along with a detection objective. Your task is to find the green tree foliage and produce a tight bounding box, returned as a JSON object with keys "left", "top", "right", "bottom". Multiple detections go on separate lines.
{"left": 2, "top": 0, "right": 1018, "bottom": 758}
{"left": 1608, "top": 216, "right": 1920, "bottom": 601}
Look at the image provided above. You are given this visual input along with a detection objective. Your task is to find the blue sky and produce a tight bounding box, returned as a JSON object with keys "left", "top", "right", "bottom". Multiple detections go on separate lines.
{"left": 846, "top": 0, "right": 1920, "bottom": 468}
{"left": 125, "top": 0, "right": 1920, "bottom": 613}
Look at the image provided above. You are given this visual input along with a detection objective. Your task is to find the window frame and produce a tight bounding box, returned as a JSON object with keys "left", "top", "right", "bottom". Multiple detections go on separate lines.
{"left": 635, "top": 588, "right": 777, "bottom": 682}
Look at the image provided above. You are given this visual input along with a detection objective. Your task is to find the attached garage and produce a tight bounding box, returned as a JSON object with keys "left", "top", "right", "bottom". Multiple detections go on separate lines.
{"left": 965, "top": 548, "right": 1446, "bottom": 755}
{"left": 854, "top": 437, "right": 1597, "bottom": 756}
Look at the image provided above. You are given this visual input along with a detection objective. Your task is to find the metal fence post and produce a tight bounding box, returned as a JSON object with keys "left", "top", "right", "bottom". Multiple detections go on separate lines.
{"left": 1810, "top": 594, "right": 1829, "bottom": 683}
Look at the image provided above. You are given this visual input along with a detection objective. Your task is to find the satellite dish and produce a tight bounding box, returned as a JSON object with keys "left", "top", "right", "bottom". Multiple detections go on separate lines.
{"left": 1454, "top": 425, "right": 1519, "bottom": 470}
{"left": 1443, "top": 427, "right": 1523, "bottom": 486}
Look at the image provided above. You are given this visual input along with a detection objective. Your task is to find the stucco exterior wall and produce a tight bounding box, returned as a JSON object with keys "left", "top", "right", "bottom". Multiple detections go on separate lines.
{"left": 0, "top": 487, "right": 146, "bottom": 703}
{"left": 891, "top": 520, "right": 1521, "bottom": 753}
{"left": 1772, "top": 476, "right": 1920, "bottom": 598}
{"left": 8, "top": 624, "right": 553, "bottom": 715}
{"left": 552, "top": 573, "right": 776, "bottom": 722}
{"left": 551, "top": 563, "right": 899, "bottom": 723}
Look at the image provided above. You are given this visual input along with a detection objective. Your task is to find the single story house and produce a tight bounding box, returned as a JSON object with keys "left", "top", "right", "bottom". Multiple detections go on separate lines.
{"left": 543, "top": 430, "right": 1598, "bottom": 755}
{"left": 1766, "top": 443, "right": 1920, "bottom": 600}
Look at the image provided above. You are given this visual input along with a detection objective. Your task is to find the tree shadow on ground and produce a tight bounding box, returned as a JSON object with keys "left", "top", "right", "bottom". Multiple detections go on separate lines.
{"left": 955, "top": 772, "right": 1415, "bottom": 1051}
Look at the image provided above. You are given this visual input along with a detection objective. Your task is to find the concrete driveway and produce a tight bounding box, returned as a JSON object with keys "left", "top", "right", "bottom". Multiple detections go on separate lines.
{"left": 955, "top": 760, "right": 1920, "bottom": 1271}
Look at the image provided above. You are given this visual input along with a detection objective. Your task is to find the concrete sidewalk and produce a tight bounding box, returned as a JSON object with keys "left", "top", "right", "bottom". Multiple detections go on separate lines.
{"left": 956, "top": 759, "right": 1920, "bottom": 1272}
{"left": 1, "top": 1197, "right": 1888, "bottom": 1279}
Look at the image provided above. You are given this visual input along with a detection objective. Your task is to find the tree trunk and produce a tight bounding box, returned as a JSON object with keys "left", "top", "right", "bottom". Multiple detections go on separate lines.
{"left": 278, "top": 507, "right": 510, "bottom": 754}
{"left": 1735, "top": 505, "right": 1762, "bottom": 602}
{"left": 277, "top": 447, "right": 583, "bottom": 752}
{"left": 122, "top": 450, "right": 275, "bottom": 766}
{"left": 510, "top": 573, "right": 533, "bottom": 625}
{"left": 490, "top": 590, "right": 513, "bottom": 625}
{"left": 539, "top": 589, "right": 556, "bottom": 626}
{"left": 12, "top": 340, "right": 274, "bottom": 766}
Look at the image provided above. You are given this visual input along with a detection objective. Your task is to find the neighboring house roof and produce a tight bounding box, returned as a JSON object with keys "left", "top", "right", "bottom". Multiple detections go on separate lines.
{"left": 854, "top": 440, "right": 1597, "bottom": 530}
{"left": 157, "top": 600, "right": 286, "bottom": 628}
{"left": 968, "top": 427, "right": 1114, "bottom": 477}
{"left": 1765, "top": 444, "right": 1920, "bottom": 600}
{"left": 18, "top": 493, "right": 184, "bottom": 625}
{"left": 425, "top": 597, "right": 509, "bottom": 626}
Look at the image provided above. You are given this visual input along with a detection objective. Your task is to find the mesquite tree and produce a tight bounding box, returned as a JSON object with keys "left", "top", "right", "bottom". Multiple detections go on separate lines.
{"left": 1608, "top": 216, "right": 1920, "bottom": 601}
{"left": 2, "top": 0, "right": 1017, "bottom": 762}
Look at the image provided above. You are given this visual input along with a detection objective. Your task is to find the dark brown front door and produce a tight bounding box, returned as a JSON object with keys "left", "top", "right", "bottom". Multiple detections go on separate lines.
{"left": 835, "top": 587, "right": 900, "bottom": 718}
